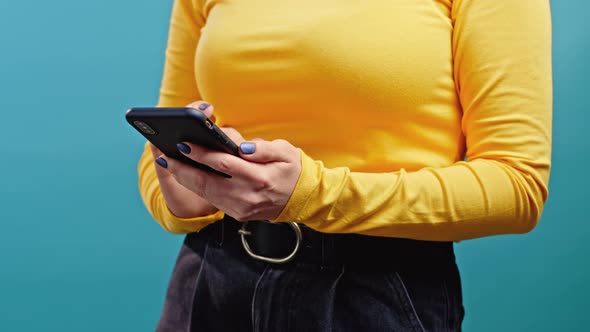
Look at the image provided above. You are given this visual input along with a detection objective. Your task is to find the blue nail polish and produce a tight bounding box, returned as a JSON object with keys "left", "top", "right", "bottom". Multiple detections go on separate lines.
{"left": 240, "top": 142, "right": 256, "bottom": 154}
{"left": 177, "top": 143, "right": 191, "bottom": 154}
{"left": 155, "top": 158, "right": 168, "bottom": 168}
{"left": 198, "top": 103, "right": 210, "bottom": 111}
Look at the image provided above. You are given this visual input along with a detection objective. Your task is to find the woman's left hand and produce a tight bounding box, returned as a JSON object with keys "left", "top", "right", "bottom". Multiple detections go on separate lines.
{"left": 157, "top": 130, "right": 302, "bottom": 221}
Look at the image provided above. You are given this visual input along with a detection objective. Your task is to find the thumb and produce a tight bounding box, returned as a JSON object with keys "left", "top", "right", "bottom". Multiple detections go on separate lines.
{"left": 186, "top": 101, "right": 215, "bottom": 121}
{"left": 239, "top": 139, "right": 296, "bottom": 163}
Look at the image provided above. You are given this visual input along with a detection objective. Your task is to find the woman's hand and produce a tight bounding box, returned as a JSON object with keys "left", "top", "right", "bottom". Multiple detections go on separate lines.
{"left": 155, "top": 131, "right": 302, "bottom": 222}
{"left": 150, "top": 101, "right": 219, "bottom": 219}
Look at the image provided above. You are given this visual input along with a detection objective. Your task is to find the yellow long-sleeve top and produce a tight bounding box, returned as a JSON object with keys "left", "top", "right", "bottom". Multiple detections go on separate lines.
{"left": 138, "top": 0, "right": 552, "bottom": 241}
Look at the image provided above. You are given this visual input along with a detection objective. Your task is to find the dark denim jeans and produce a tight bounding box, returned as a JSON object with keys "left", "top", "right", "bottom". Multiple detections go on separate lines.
{"left": 156, "top": 220, "right": 464, "bottom": 332}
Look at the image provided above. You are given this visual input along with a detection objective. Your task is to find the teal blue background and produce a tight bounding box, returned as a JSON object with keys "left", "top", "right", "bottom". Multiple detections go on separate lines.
{"left": 0, "top": 1, "right": 587, "bottom": 330}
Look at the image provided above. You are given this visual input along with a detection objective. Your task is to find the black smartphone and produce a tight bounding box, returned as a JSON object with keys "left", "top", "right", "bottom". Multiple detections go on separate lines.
{"left": 125, "top": 107, "right": 239, "bottom": 178}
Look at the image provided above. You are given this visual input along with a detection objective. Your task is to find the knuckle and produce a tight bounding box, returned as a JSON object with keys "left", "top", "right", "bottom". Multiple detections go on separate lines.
{"left": 276, "top": 139, "right": 299, "bottom": 160}
{"left": 272, "top": 139, "right": 298, "bottom": 156}
{"left": 273, "top": 139, "right": 289, "bottom": 147}
{"left": 254, "top": 175, "right": 272, "bottom": 191}
{"left": 215, "top": 156, "right": 232, "bottom": 172}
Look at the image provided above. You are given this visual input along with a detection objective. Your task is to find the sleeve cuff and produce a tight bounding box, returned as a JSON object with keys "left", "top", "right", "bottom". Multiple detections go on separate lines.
{"left": 158, "top": 196, "right": 225, "bottom": 234}
{"left": 272, "top": 149, "right": 321, "bottom": 223}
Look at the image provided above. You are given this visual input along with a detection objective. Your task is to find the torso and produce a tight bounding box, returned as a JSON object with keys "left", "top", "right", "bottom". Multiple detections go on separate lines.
{"left": 195, "top": 0, "right": 463, "bottom": 171}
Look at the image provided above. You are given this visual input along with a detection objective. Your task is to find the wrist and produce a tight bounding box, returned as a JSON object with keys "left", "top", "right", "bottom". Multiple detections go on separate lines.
{"left": 166, "top": 198, "right": 218, "bottom": 219}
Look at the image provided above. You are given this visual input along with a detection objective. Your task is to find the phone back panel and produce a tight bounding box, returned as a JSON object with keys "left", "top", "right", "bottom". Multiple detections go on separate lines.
{"left": 126, "top": 107, "right": 239, "bottom": 177}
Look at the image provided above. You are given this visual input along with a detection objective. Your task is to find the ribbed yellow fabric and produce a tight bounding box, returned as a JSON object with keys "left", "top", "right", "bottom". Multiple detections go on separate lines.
{"left": 138, "top": 0, "right": 552, "bottom": 240}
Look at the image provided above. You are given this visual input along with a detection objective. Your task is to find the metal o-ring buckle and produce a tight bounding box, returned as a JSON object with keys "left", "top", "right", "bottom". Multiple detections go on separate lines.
{"left": 238, "top": 221, "right": 302, "bottom": 264}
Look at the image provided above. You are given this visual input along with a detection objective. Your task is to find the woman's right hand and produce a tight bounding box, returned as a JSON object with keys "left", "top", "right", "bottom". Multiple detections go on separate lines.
{"left": 150, "top": 101, "right": 219, "bottom": 219}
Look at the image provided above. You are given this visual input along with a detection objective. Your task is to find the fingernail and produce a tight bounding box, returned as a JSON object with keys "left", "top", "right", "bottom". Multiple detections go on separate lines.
{"left": 155, "top": 157, "right": 168, "bottom": 168}
{"left": 198, "top": 103, "right": 210, "bottom": 111}
{"left": 177, "top": 143, "right": 191, "bottom": 154}
{"left": 240, "top": 142, "right": 256, "bottom": 154}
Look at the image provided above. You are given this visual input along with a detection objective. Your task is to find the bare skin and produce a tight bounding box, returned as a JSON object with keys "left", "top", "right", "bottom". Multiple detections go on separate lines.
{"left": 151, "top": 101, "right": 302, "bottom": 221}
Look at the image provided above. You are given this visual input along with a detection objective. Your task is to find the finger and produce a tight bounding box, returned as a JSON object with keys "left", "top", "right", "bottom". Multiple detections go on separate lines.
{"left": 220, "top": 127, "right": 246, "bottom": 145}
{"left": 186, "top": 101, "right": 215, "bottom": 120}
{"left": 238, "top": 139, "right": 298, "bottom": 163}
{"left": 156, "top": 156, "right": 208, "bottom": 190}
{"left": 149, "top": 143, "right": 163, "bottom": 157}
{"left": 177, "top": 142, "right": 263, "bottom": 180}
{"left": 174, "top": 126, "right": 247, "bottom": 156}
{"left": 152, "top": 154, "right": 176, "bottom": 182}
{"left": 158, "top": 155, "right": 214, "bottom": 197}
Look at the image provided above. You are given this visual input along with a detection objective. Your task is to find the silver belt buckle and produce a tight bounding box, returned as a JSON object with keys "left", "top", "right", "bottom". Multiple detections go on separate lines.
{"left": 238, "top": 221, "right": 303, "bottom": 264}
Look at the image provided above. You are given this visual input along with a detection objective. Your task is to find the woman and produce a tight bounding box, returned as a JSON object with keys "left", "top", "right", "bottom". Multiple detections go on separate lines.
{"left": 137, "top": 0, "right": 552, "bottom": 331}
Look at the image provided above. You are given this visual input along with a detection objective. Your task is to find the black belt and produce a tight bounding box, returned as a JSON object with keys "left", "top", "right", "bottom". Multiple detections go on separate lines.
{"left": 186, "top": 216, "right": 456, "bottom": 271}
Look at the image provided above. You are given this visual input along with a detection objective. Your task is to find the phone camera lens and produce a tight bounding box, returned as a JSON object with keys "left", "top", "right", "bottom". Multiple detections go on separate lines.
{"left": 134, "top": 121, "right": 157, "bottom": 135}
